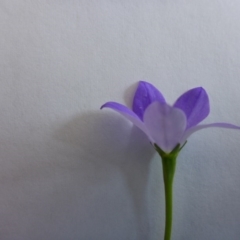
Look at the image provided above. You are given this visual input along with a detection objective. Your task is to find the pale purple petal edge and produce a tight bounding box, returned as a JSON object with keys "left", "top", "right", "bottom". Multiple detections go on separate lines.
{"left": 101, "top": 101, "right": 153, "bottom": 142}
{"left": 180, "top": 122, "right": 240, "bottom": 144}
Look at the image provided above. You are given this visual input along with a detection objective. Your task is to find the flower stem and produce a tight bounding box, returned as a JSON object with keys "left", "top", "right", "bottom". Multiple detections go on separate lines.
{"left": 155, "top": 144, "right": 182, "bottom": 240}
{"left": 161, "top": 154, "right": 177, "bottom": 240}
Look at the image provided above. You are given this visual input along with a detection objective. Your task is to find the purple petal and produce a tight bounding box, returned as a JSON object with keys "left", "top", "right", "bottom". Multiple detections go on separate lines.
{"left": 143, "top": 102, "right": 187, "bottom": 153}
{"left": 173, "top": 87, "right": 210, "bottom": 129}
{"left": 132, "top": 81, "right": 165, "bottom": 120}
{"left": 180, "top": 122, "right": 240, "bottom": 144}
{"left": 101, "top": 102, "right": 153, "bottom": 142}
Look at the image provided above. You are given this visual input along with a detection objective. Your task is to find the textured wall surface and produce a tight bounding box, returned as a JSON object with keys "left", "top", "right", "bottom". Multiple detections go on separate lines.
{"left": 1, "top": 1, "right": 240, "bottom": 239}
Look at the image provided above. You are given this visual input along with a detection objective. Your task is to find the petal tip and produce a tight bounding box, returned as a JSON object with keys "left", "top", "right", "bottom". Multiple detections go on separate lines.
{"left": 100, "top": 103, "right": 106, "bottom": 109}
{"left": 100, "top": 102, "right": 112, "bottom": 110}
{"left": 198, "top": 86, "right": 206, "bottom": 91}
{"left": 190, "top": 86, "right": 206, "bottom": 92}
{"left": 138, "top": 80, "right": 149, "bottom": 86}
{"left": 195, "top": 87, "right": 208, "bottom": 96}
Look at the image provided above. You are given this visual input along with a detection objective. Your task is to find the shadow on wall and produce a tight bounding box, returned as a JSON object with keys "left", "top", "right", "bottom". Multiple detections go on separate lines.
{"left": 54, "top": 110, "right": 156, "bottom": 239}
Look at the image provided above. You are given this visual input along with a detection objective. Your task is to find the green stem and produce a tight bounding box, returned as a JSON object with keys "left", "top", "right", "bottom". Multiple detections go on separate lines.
{"left": 155, "top": 144, "right": 183, "bottom": 240}
{"left": 162, "top": 155, "right": 177, "bottom": 240}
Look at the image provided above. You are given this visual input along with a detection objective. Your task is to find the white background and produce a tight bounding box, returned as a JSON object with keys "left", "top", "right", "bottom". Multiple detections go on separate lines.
{"left": 1, "top": 1, "right": 240, "bottom": 239}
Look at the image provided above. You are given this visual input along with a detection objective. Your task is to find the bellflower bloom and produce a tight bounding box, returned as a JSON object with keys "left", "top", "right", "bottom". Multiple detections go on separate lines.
{"left": 101, "top": 81, "right": 240, "bottom": 153}
{"left": 101, "top": 81, "right": 240, "bottom": 240}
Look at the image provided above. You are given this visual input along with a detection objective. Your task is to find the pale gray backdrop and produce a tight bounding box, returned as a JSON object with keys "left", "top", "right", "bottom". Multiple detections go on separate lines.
{"left": 0, "top": 1, "right": 240, "bottom": 239}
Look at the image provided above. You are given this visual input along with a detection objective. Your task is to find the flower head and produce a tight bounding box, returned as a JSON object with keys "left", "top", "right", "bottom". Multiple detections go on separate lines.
{"left": 101, "top": 81, "right": 240, "bottom": 153}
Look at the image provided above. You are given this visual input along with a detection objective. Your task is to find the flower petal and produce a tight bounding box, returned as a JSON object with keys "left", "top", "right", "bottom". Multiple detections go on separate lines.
{"left": 181, "top": 122, "right": 240, "bottom": 143}
{"left": 173, "top": 87, "right": 210, "bottom": 129}
{"left": 132, "top": 81, "right": 165, "bottom": 120}
{"left": 101, "top": 102, "right": 153, "bottom": 141}
{"left": 143, "top": 102, "right": 187, "bottom": 153}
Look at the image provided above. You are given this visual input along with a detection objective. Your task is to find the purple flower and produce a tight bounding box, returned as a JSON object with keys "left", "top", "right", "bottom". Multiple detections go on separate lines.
{"left": 101, "top": 81, "right": 240, "bottom": 153}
